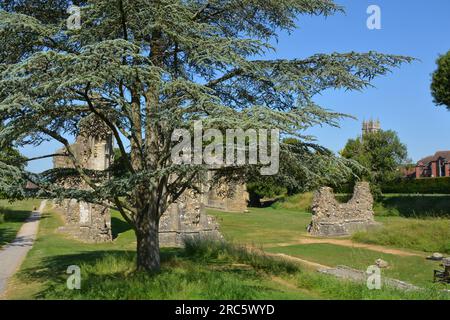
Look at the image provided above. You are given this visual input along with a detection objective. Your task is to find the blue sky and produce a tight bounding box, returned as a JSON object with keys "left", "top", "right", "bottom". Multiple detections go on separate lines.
{"left": 273, "top": 0, "right": 450, "bottom": 162}
{"left": 23, "top": 0, "right": 450, "bottom": 172}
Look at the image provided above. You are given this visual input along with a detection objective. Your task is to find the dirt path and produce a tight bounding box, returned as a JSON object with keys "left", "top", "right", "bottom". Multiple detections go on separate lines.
{"left": 0, "top": 200, "right": 47, "bottom": 297}
{"left": 274, "top": 237, "right": 423, "bottom": 257}
{"left": 266, "top": 252, "right": 331, "bottom": 270}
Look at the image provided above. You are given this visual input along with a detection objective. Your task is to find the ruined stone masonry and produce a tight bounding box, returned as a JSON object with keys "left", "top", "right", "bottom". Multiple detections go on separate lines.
{"left": 205, "top": 172, "right": 249, "bottom": 213}
{"left": 308, "top": 182, "right": 379, "bottom": 237}
{"left": 53, "top": 116, "right": 114, "bottom": 242}
{"left": 160, "top": 188, "right": 222, "bottom": 247}
{"left": 54, "top": 116, "right": 221, "bottom": 246}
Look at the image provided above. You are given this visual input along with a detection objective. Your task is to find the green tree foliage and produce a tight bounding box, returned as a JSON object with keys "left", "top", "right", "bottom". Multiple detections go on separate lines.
{"left": 341, "top": 130, "right": 408, "bottom": 195}
{"left": 431, "top": 50, "right": 450, "bottom": 110}
{"left": 0, "top": 0, "right": 412, "bottom": 271}
{"left": 247, "top": 137, "right": 360, "bottom": 205}
{"left": 0, "top": 122, "right": 27, "bottom": 199}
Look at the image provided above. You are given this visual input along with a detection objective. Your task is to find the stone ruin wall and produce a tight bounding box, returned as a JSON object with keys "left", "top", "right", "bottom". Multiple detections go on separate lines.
{"left": 205, "top": 173, "right": 249, "bottom": 213}
{"left": 54, "top": 117, "right": 222, "bottom": 246}
{"left": 53, "top": 117, "right": 114, "bottom": 243}
{"left": 308, "top": 182, "right": 379, "bottom": 237}
{"left": 160, "top": 188, "right": 222, "bottom": 247}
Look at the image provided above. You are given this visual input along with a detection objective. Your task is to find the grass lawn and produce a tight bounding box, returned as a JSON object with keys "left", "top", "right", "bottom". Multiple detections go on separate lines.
{"left": 260, "top": 193, "right": 450, "bottom": 255}
{"left": 266, "top": 244, "right": 441, "bottom": 287}
{"left": 352, "top": 216, "right": 450, "bottom": 254}
{"left": 208, "top": 206, "right": 449, "bottom": 288}
{"left": 6, "top": 205, "right": 448, "bottom": 300}
{"left": 0, "top": 199, "right": 42, "bottom": 248}
{"left": 208, "top": 207, "right": 311, "bottom": 246}
{"left": 5, "top": 207, "right": 313, "bottom": 300}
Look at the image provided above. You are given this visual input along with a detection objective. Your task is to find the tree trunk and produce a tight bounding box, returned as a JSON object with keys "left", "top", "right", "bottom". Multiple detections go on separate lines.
{"left": 136, "top": 212, "right": 161, "bottom": 272}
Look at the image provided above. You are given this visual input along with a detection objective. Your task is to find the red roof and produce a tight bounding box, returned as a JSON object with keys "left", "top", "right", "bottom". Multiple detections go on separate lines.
{"left": 417, "top": 151, "right": 450, "bottom": 165}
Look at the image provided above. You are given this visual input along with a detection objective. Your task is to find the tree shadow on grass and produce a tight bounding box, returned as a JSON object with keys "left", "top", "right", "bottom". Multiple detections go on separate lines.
{"left": 14, "top": 246, "right": 271, "bottom": 299}
{"left": 0, "top": 209, "right": 48, "bottom": 246}
{"left": 4, "top": 209, "right": 31, "bottom": 223}
{"left": 111, "top": 217, "right": 133, "bottom": 239}
{"left": 15, "top": 248, "right": 182, "bottom": 298}
{"left": 0, "top": 228, "right": 19, "bottom": 247}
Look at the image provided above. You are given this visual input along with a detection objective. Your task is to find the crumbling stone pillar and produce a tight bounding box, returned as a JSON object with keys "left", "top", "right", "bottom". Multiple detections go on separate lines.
{"left": 53, "top": 115, "right": 113, "bottom": 242}
{"left": 308, "top": 182, "right": 379, "bottom": 237}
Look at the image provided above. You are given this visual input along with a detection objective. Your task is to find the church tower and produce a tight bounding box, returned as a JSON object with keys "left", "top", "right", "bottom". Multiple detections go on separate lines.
{"left": 362, "top": 119, "right": 381, "bottom": 135}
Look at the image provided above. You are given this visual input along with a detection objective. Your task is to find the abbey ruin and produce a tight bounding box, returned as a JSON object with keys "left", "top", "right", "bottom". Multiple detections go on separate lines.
{"left": 53, "top": 118, "right": 247, "bottom": 246}
{"left": 308, "top": 182, "right": 379, "bottom": 237}
{"left": 53, "top": 116, "right": 114, "bottom": 242}
{"left": 205, "top": 173, "right": 249, "bottom": 213}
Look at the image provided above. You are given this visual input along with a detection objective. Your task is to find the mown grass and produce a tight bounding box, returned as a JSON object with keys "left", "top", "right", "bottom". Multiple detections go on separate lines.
{"left": 208, "top": 207, "right": 312, "bottom": 246}
{"left": 7, "top": 205, "right": 448, "bottom": 300}
{"left": 208, "top": 205, "right": 449, "bottom": 288}
{"left": 266, "top": 243, "right": 442, "bottom": 287}
{"left": 0, "top": 199, "right": 41, "bottom": 248}
{"left": 271, "top": 192, "right": 450, "bottom": 219}
{"left": 260, "top": 192, "right": 450, "bottom": 255}
{"left": 184, "top": 238, "right": 299, "bottom": 274}
{"left": 6, "top": 208, "right": 310, "bottom": 300}
{"left": 352, "top": 217, "right": 450, "bottom": 254}
{"left": 29, "top": 251, "right": 307, "bottom": 300}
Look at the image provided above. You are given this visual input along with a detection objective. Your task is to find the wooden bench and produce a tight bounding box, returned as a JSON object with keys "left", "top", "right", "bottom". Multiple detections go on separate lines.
{"left": 434, "top": 258, "right": 450, "bottom": 284}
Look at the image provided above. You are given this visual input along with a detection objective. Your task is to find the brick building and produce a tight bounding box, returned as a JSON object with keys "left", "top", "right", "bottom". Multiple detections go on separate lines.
{"left": 414, "top": 151, "right": 450, "bottom": 178}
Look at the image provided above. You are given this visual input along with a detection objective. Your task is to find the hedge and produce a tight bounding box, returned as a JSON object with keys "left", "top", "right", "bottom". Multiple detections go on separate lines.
{"left": 381, "top": 177, "right": 450, "bottom": 194}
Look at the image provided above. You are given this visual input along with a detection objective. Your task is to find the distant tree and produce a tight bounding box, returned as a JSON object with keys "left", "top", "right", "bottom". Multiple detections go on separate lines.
{"left": 431, "top": 51, "right": 450, "bottom": 110}
{"left": 341, "top": 130, "right": 408, "bottom": 195}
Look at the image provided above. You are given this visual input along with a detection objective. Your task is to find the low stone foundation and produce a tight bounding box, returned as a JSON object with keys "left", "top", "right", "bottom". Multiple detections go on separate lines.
{"left": 308, "top": 182, "right": 380, "bottom": 237}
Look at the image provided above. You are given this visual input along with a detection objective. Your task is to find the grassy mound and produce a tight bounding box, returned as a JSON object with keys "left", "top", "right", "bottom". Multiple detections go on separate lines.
{"left": 375, "top": 195, "right": 450, "bottom": 218}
